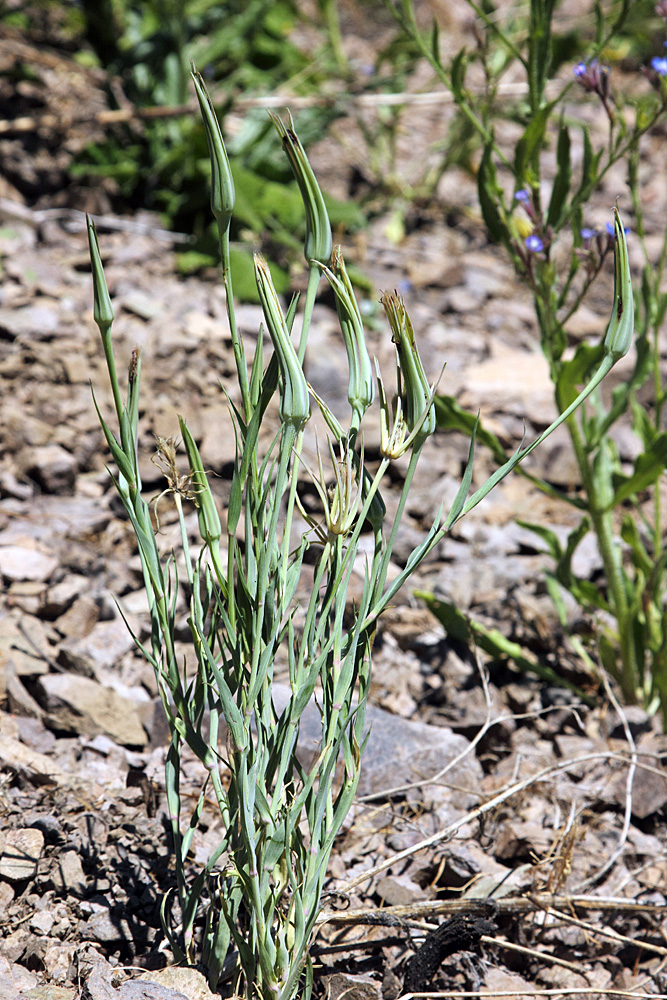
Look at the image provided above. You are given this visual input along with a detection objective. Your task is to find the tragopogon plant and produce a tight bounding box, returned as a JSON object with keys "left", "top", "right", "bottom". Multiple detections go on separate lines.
{"left": 88, "top": 68, "right": 632, "bottom": 999}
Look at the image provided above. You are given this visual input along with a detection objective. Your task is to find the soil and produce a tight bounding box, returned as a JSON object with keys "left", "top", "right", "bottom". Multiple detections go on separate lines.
{"left": 1, "top": 6, "right": 667, "bottom": 1000}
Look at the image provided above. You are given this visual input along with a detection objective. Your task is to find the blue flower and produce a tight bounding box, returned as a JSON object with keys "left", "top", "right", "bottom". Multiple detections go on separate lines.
{"left": 514, "top": 188, "right": 531, "bottom": 202}
{"left": 573, "top": 62, "right": 587, "bottom": 77}
{"left": 580, "top": 227, "right": 597, "bottom": 240}
{"left": 651, "top": 56, "right": 667, "bottom": 76}
{"left": 605, "top": 221, "right": 630, "bottom": 236}
{"left": 525, "top": 235, "right": 544, "bottom": 253}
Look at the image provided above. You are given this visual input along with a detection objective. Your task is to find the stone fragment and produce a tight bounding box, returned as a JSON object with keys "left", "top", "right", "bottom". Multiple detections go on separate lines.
{"left": 0, "top": 607, "right": 55, "bottom": 681}
{"left": 30, "top": 910, "right": 55, "bottom": 935}
{"left": 122, "top": 289, "right": 162, "bottom": 320}
{"left": 272, "top": 684, "right": 482, "bottom": 809}
{"left": 7, "top": 672, "right": 47, "bottom": 720}
{"left": 481, "top": 967, "right": 534, "bottom": 999}
{"left": 0, "top": 733, "right": 67, "bottom": 787}
{"left": 57, "top": 617, "right": 135, "bottom": 676}
{"left": 0, "top": 545, "right": 58, "bottom": 583}
{"left": 25, "top": 445, "right": 77, "bottom": 494}
{"left": 37, "top": 673, "right": 148, "bottom": 746}
{"left": 54, "top": 850, "right": 87, "bottom": 895}
{"left": 62, "top": 353, "right": 89, "bottom": 383}
{"left": 376, "top": 873, "right": 427, "bottom": 906}
{"left": 25, "top": 984, "right": 77, "bottom": 999}
{"left": 54, "top": 595, "right": 99, "bottom": 639}
{"left": 0, "top": 957, "right": 38, "bottom": 998}
{"left": 42, "top": 574, "right": 90, "bottom": 618}
{"left": 41, "top": 942, "right": 77, "bottom": 988}
{"left": 494, "top": 821, "right": 551, "bottom": 862}
{"left": 137, "top": 967, "right": 218, "bottom": 999}
{"left": 323, "top": 972, "right": 382, "bottom": 1000}
{"left": 0, "top": 304, "right": 59, "bottom": 340}
{"left": 0, "top": 828, "right": 44, "bottom": 881}
{"left": 0, "top": 927, "right": 30, "bottom": 963}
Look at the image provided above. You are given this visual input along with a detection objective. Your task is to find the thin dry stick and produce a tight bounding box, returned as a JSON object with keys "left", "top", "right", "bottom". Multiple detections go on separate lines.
{"left": 545, "top": 905, "right": 667, "bottom": 958}
{"left": 319, "top": 894, "right": 667, "bottom": 926}
{"left": 575, "top": 673, "right": 638, "bottom": 892}
{"left": 320, "top": 751, "right": 634, "bottom": 909}
{"left": 479, "top": 934, "right": 581, "bottom": 973}
{"left": 0, "top": 81, "right": 542, "bottom": 136}
{"left": 396, "top": 992, "right": 667, "bottom": 1000}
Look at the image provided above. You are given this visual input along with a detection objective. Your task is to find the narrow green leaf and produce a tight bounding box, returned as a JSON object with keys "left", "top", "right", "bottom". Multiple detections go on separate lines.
{"left": 478, "top": 144, "right": 507, "bottom": 245}
{"left": 547, "top": 121, "right": 571, "bottom": 228}
{"left": 513, "top": 101, "right": 555, "bottom": 185}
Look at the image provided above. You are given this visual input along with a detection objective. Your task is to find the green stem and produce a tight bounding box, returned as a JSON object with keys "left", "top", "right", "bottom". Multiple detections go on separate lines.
{"left": 220, "top": 227, "right": 251, "bottom": 420}
{"left": 297, "top": 265, "right": 321, "bottom": 363}
{"left": 567, "top": 414, "right": 637, "bottom": 701}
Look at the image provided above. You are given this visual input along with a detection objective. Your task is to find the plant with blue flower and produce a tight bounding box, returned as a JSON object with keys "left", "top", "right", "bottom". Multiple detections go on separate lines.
{"left": 386, "top": 0, "right": 667, "bottom": 720}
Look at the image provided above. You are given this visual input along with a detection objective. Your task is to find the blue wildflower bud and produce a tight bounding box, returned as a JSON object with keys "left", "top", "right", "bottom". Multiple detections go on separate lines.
{"left": 269, "top": 111, "right": 332, "bottom": 266}
{"left": 254, "top": 254, "right": 310, "bottom": 429}
{"left": 191, "top": 68, "right": 235, "bottom": 233}
{"left": 381, "top": 290, "right": 435, "bottom": 447}
{"left": 603, "top": 208, "right": 634, "bottom": 363}
{"left": 318, "top": 246, "right": 374, "bottom": 430}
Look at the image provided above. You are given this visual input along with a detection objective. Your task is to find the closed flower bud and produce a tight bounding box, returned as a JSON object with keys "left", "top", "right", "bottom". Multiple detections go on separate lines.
{"left": 269, "top": 111, "right": 332, "bottom": 266}
{"left": 87, "top": 216, "right": 114, "bottom": 336}
{"left": 603, "top": 207, "right": 634, "bottom": 363}
{"left": 318, "top": 247, "right": 374, "bottom": 429}
{"left": 381, "top": 291, "right": 436, "bottom": 446}
{"left": 191, "top": 68, "right": 235, "bottom": 233}
{"left": 254, "top": 255, "right": 310, "bottom": 429}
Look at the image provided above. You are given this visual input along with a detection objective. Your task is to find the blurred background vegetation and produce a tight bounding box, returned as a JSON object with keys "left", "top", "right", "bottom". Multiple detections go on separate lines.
{"left": 0, "top": 0, "right": 661, "bottom": 297}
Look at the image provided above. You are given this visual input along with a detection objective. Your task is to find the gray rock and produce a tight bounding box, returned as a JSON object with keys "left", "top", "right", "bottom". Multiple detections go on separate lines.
{"left": 57, "top": 617, "right": 135, "bottom": 676}
{"left": 25, "top": 445, "right": 77, "bottom": 494}
{"left": 82, "top": 909, "right": 133, "bottom": 945}
{"left": 0, "top": 733, "right": 67, "bottom": 787}
{"left": 376, "top": 873, "right": 426, "bottom": 906}
{"left": 30, "top": 910, "right": 55, "bottom": 936}
{"left": 42, "top": 574, "right": 91, "bottom": 618}
{"left": 323, "top": 972, "right": 382, "bottom": 1000}
{"left": 0, "top": 828, "right": 44, "bottom": 881}
{"left": 54, "top": 850, "right": 87, "bottom": 895}
{"left": 53, "top": 595, "right": 99, "bottom": 639}
{"left": 37, "top": 673, "right": 148, "bottom": 747}
{"left": 0, "top": 957, "right": 38, "bottom": 999}
{"left": 137, "top": 968, "right": 218, "bottom": 1000}
{"left": 0, "top": 545, "right": 58, "bottom": 583}
{"left": 272, "top": 683, "right": 481, "bottom": 808}
{"left": 0, "top": 304, "right": 59, "bottom": 340}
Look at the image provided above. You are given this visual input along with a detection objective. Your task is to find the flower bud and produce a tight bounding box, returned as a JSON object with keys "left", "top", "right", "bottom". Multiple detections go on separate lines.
{"left": 191, "top": 68, "right": 235, "bottom": 233}
{"left": 269, "top": 111, "right": 332, "bottom": 266}
{"left": 179, "top": 418, "right": 222, "bottom": 548}
{"left": 87, "top": 216, "right": 114, "bottom": 337}
{"left": 381, "top": 291, "right": 435, "bottom": 446}
{"left": 318, "top": 247, "right": 374, "bottom": 429}
{"left": 603, "top": 207, "right": 634, "bottom": 363}
{"left": 254, "top": 254, "right": 310, "bottom": 429}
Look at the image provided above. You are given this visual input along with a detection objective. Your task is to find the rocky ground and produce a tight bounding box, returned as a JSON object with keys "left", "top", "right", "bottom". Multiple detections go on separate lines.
{"left": 1, "top": 6, "right": 667, "bottom": 1000}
